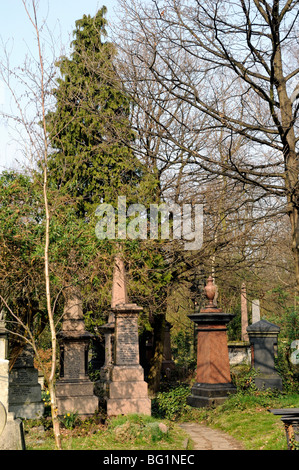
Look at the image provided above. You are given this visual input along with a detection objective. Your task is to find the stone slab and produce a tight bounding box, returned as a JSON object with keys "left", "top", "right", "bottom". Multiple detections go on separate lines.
{"left": 9, "top": 403, "right": 44, "bottom": 420}
{"left": 115, "top": 314, "right": 140, "bottom": 366}
{"left": 0, "top": 416, "right": 26, "bottom": 450}
{"left": 9, "top": 384, "right": 42, "bottom": 404}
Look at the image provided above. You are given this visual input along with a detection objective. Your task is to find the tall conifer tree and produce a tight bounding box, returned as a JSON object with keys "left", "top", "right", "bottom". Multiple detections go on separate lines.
{"left": 46, "top": 7, "right": 143, "bottom": 216}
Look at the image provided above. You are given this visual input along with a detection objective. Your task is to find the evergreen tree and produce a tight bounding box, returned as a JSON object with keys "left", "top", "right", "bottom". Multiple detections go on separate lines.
{"left": 46, "top": 7, "right": 144, "bottom": 216}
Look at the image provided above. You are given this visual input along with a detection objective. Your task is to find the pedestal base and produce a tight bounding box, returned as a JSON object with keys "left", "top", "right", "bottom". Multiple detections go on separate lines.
{"left": 95, "top": 365, "right": 151, "bottom": 416}
{"left": 255, "top": 374, "right": 283, "bottom": 391}
{"left": 187, "top": 382, "right": 237, "bottom": 408}
{"left": 56, "top": 378, "right": 98, "bottom": 417}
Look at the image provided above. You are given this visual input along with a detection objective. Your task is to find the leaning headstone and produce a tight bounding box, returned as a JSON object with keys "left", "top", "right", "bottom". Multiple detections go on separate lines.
{"left": 0, "top": 320, "right": 25, "bottom": 450}
{"left": 56, "top": 287, "right": 98, "bottom": 417}
{"left": 9, "top": 344, "right": 44, "bottom": 419}
{"left": 95, "top": 255, "right": 151, "bottom": 416}
{"left": 251, "top": 299, "right": 260, "bottom": 324}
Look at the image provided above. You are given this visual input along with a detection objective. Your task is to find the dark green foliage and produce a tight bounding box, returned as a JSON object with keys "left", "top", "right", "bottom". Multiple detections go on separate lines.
{"left": 152, "top": 384, "right": 191, "bottom": 420}
{"left": 0, "top": 171, "right": 47, "bottom": 353}
{"left": 46, "top": 7, "right": 146, "bottom": 216}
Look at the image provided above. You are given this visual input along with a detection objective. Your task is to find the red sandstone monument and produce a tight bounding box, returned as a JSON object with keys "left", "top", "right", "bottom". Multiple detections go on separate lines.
{"left": 187, "top": 276, "right": 236, "bottom": 407}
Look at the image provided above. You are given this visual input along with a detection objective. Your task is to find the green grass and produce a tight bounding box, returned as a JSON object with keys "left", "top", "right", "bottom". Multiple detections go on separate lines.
{"left": 24, "top": 414, "right": 191, "bottom": 451}
{"left": 24, "top": 370, "right": 299, "bottom": 451}
{"left": 178, "top": 392, "right": 299, "bottom": 450}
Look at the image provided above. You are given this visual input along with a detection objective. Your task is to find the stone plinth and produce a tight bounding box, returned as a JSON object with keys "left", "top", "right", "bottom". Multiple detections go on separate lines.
{"left": 187, "top": 277, "right": 236, "bottom": 408}
{"left": 56, "top": 289, "right": 98, "bottom": 417}
{"left": 95, "top": 256, "right": 151, "bottom": 416}
{"left": 247, "top": 319, "right": 283, "bottom": 391}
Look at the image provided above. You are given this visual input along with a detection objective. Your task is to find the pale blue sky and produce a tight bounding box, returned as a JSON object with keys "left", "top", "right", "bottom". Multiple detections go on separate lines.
{"left": 0, "top": 0, "right": 119, "bottom": 170}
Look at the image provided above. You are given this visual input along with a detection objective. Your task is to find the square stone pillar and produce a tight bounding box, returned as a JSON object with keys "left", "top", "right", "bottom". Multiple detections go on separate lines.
{"left": 94, "top": 255, "right": 151, "bottom": 416}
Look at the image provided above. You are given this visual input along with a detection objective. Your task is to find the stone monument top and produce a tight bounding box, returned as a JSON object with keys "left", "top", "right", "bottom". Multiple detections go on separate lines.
{"left": 111, "top": 255, "right": 142, "bottom": 313}
{"left": 198, "top": 276, "right": 223, "bottom": 313}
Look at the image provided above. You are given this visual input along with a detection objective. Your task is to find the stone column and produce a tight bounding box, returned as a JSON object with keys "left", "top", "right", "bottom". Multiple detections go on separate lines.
{"left": 187, "top": 276, "right": 236, "bottom": 408}
{"left": 241, "top": 283, "right": 249, "bottom": 342}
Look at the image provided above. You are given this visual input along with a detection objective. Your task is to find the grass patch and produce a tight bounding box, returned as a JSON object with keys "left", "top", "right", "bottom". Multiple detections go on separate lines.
{"left": 174, "top": 391, "right": 299, "bottom": 450}
{"left": 24, "top": 413, "right": 191, "bottom": 451}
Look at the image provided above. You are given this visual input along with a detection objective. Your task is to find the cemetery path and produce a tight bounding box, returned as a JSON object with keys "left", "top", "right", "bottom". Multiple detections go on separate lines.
{"left": 180, "top": 422, "right": 245, "bottom": 450}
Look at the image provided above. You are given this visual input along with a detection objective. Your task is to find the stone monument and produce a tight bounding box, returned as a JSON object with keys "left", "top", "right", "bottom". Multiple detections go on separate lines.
{"left": 56, "top": 288, "right": 98, "bottom": 417}
{"left": 251, "top": 299, "right": 261, "bottom": 324}
{"left": 9, "top": 344, "right": 44, "bottom": 419}
{"left": 187, "top": 276, "right": 237, "bottom": 408}
{"left": 247, "top": 319, "right": 283, "bottom": 390}
{"left": 0, "top": 316, "right": 25, "bottom": 450}
{"left": 241, "top": 283, "right": 249, "bottom": 341}
{"left": 95, "top": 255, "right": 151, "bottom": 416}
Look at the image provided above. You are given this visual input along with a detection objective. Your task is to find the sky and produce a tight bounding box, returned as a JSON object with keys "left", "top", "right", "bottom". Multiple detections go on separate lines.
{"left": 0, "top": 0, "right": 119, "bottom": 171}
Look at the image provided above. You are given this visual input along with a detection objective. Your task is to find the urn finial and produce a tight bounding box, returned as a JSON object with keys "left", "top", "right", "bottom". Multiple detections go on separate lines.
{"left": 205, "top": 276, "right": 216, "bottom": 307}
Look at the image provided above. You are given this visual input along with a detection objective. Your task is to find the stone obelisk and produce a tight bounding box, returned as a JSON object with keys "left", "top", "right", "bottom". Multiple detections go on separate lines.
{"left": 241, "top": 283, "right": 249, "bottom": 342}
{"left": 96, "top": 255, "right": 151, "bottom": 416}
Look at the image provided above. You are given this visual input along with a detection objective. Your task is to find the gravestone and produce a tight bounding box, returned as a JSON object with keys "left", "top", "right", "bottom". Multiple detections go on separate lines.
{"left": 251, "top": 299, "right": 261, "bottom": 323}
{"left": 247, "top": 319, "right": 283, "bottom": 390}
{"left": 9, "top": 345, "right": 44, "bottom": 419}
{"left": 0, "top": 318, "right": 25, "bottom": 450}
{"left": 187, "top": 276, "right": 236, "bottom": 408}
{"left": 95, "top": 255, "right": 151, "bottom": 416}
{"left": 56, "top": 288, "right": 98, "bottom": 417}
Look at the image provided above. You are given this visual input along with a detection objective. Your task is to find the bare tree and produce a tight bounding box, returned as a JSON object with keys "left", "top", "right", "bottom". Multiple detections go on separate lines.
{"left": 114, "top": 0, "right": 299, "bottom": 293}
{"left": 0, "top": 0, "right": 62, "bottom": 449}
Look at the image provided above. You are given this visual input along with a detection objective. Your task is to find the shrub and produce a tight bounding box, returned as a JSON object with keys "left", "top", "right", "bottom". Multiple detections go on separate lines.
{"left": 152, "top": 384, "right": 191, "bottom": 420}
